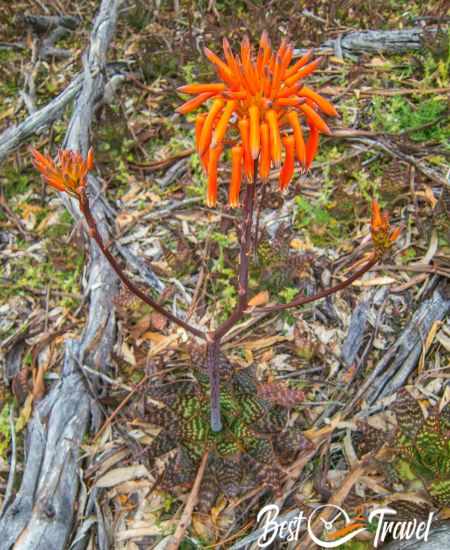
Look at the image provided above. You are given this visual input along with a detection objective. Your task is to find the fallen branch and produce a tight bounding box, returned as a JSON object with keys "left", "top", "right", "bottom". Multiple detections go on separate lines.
{"left": 0, "top": 2, "right": 120, "bottom": 548}
{"left": 0, "top": 74, "right": 83, "bottom": 162}
{"left": 20, "top": 14, "right": 81, "bottom": 34}
{"left": 345, "top": 280, "right": 450, "bottom": 412}
{"left": 321, "top": 27, "right": 440, "bottom": 57}
{"left": 166, "top": 451, "right": 209, "bottom": 550}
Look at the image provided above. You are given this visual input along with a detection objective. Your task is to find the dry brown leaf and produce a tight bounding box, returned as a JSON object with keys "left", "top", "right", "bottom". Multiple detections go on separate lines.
{"left": 11, "top": 367, "right": 30, "bottom": 405}
{"left": 419, "top": 320, "right": 443, "bottom": 372}
{"left": 95, "top": 465, "right": 150, "bottom": 489}
{"left": 248, "top": 291, "right": 269, "bottom": 307}
{"left": 146, "top": 333, "right": 179, "bottom": 357}
{"left": 242, "top": 335, "right": 289, "bottom": 351}
{"left": 352, "top": 276, "right": 397, "bottom": 287}
{"left": 32, "top": 365, "right": 46, "bottom": 401}
{"left": 129, "top": 314, "right": 152, "bottom": 339}
{"left": 121, "top": 341, "right": 136, "bottom": 366}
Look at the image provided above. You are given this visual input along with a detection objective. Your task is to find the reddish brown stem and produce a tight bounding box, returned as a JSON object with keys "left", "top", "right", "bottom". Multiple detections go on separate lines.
{"left": 253, "top": 254, "right": 379, "bottom": 314}
{"left": 214, "top": 163, "right": 257, "bottom": 340}
{"left": 79, "top": 191, "right": 205, "bottom": 339}
{"left": 207, "top": 160, "right": 258, "bottom": 431}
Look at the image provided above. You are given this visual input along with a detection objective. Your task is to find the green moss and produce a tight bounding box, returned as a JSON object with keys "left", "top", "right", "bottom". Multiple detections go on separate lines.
{"left": 1, "top": 237, "right": 83, "bottom": 309}
{"left": 1, "top": 166, "right": 32, "bottom": 200}
{"left": 294, "top": 196, "right": 343, "bottom": 246}
{"left": 370, "top": 95, "right": 449, "bottom": 148}
{"left": 0, "top": 403, "right": 11, "bottom": 459}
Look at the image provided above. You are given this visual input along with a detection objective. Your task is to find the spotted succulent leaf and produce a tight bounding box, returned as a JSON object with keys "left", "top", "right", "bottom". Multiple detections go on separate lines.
{"left": 393, "top": 389, "right": 424, "bottom": 440}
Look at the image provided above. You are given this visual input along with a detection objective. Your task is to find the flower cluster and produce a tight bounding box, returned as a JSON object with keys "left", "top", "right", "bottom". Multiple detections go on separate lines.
{"left": 371, "top": 199, "right": 400, "bottom": 255}
{"left": 177, "top": 32, "right": 337, "bottom": 207}
{"left": 31, "top": 148, "right": 94, "bottom": 199}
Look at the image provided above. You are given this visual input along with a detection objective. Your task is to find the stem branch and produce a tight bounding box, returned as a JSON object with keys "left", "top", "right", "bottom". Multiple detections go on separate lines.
{"left": 79, "top": 191, "right": 205, "bottom": 339}
{"left": 253, "top": 254, "right": 379, "bottom": 314}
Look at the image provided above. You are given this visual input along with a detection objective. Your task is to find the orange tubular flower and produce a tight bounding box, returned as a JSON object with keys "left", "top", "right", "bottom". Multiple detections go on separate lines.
{"left": 287, "top": 111, "right": 306, "bottom": 167}
{"left": 229, "top": 145, "right": 243, "bottom": 207}
{"left": 31, "top": 148, "right": 94, "bottom": 198}
{"left": 238, "top": 118, "right": 253, "bottom": 181}
{"left": 305, "top": 123, "right": 320, "bottom": 169}
{"left": 371, "top": 199, "right": 401, "bottom": 255}
{"left": 177, "top": 32, "right": 337, "bottom": 207}
{"left": 207, "top": 144, "right": 223, "bottom": 207}
{"left": 259, "top": 122, "right": 271, "bottom": 183}
{"left": 279, "top": 135, "right": 295, "bottom": 191}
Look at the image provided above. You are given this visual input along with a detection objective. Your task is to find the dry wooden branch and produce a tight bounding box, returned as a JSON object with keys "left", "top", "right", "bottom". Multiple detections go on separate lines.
{"left": 20, "top": 14, "right": 81, "bottom": 34}
{"left": 320, "top": 27, "right": 440, "bottom": 57}
{"left": 0, "top": 75, "right": 83, "bottom": 162}
{"left": 166, "top": 451, "right": 209, "bottom": 550}
{"left": 0, "top": 2, "right": 120, "bottom": 548}
{"left": 346, "top": 280, "right": 450, "bottom": 412}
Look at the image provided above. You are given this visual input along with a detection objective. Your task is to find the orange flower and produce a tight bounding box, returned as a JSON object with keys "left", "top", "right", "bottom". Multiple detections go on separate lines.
{"left": 371, "top": 199, "right": 400, "bottom": 255}
{"left": 177, "top": 32, "right": 337, "bottom": 207}
{"left": 31, "top": 148, "right": 94, "bottom": 198}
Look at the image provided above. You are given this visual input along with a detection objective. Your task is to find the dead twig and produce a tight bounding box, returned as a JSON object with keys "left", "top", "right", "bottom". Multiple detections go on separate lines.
{"left": 166, "top": 451, "right": 209, "bottom": 550}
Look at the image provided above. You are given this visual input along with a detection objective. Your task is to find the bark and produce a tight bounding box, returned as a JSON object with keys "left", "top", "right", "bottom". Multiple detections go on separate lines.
{"left": 0, "top": 75, "right": 83, "bottom": 162}
{"left": 0, "top": 1, "right": 120, "bottom": 549}
{"left": 321, "top": 27, "right": 439, "bottom": 57}
{"left": 366, "top": 280, "right": 450, "bottom": 404}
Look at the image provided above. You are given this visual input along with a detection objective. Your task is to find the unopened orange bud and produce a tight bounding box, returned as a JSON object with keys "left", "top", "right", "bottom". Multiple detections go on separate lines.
{"left": 239, "top": 118, "right": 254, "bottom": 181}
{"left": 299, "top": 103, "right": 331, "bottom": 135}
{"left": 198, "top": 99, "right": 225, "bottom": 155}
{"left": 287, "top": 111, "right": 306, "bottom": 167}
{"left": 212, "top": 100, "right": 237, "bottom": 148}
{"left": 259, "top": 122, "right": 271, "bottom": 183}
{"left": 176, "top": 92, "right": 215, "bottom": 115}
{"left": 370, "top": 199, "right": 400, "bottom": 255}
{"left": 298, "top": 86, "right": 338, "bottom": 117}
{"left": 265, "top": 109, "right": 281, "bottom": 168}
{"left": 305, "top": 124, "right": 320, "bottom": 169}
{"left": 248, "top": 105, "right": 261, "bottom": 160}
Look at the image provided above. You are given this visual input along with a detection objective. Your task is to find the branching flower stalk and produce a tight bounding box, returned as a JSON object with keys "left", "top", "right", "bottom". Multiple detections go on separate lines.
{"left": 31, "top": 33, "right": 400, "bottom": 432}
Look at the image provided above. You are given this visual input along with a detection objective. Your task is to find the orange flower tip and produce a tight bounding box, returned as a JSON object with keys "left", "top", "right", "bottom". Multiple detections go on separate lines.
{"left": 86, "top": 147, "right": 94, "bottom": 170}
{"left": 390, "top": 227, "right": 401, "bottom": 243}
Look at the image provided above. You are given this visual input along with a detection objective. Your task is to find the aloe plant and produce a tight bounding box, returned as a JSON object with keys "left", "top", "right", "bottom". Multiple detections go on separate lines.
{"left": 144, "top": 360, "right": 312, "bottom": 511}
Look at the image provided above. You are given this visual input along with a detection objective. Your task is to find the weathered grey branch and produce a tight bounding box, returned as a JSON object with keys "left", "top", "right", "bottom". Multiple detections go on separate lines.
{"left": 0, "top": 75, "right": 83, "bottom": 162}
{"left": 293, "top": 26, "right": 442, "bottom": 59}
{"left": 324, "top": 27, "right": 439, "bottom": 56}
{"left": 365, "top": 280, "right": 450, "bottom": 404}
{"left": 0, "top": 1, "right": 120, "bottom": 548}
{"left": 0, "top": 61, "right": 129, "bottom": 162}
{"left": 21, "top": 14, "right": 81, "bottom": 34}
